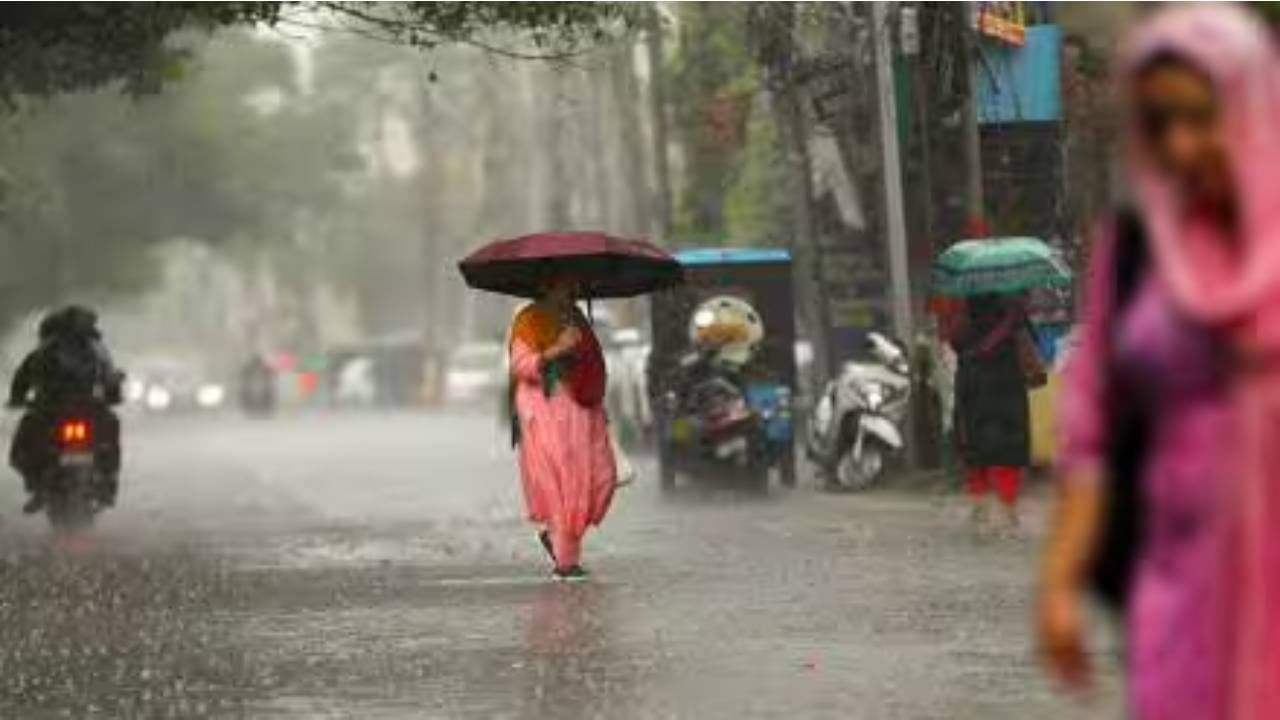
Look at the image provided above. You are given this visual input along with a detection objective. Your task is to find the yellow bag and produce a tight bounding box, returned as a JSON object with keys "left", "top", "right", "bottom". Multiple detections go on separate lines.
{"left": 1028, "top": 370, "right": 1059, "bottom": 467}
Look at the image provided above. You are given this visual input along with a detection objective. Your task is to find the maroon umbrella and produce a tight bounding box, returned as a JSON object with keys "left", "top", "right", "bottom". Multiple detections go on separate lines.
{"left": 458, "top": 231, "right": 682, "bottom": 299}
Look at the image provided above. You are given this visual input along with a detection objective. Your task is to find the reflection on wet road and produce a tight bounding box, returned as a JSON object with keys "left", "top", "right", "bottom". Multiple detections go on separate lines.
{"left": 0, "top": 411, "right": 1120, "bottom": 718}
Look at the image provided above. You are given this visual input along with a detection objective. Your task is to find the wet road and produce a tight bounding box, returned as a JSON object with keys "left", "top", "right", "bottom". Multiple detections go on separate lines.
{"left": 0, "top": 410, "right": 1121, "bottom": 718}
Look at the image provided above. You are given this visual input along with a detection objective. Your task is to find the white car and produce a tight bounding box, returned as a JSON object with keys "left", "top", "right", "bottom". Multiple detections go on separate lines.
{"left": 605, "top": 334, "right": 652, "bottom": 445}
{"left": 445, "top": 342, "right": 505, "bottom": 404}
{"left": 135, "top": 373, "right": 226, "bottom": 413}
{"left": 334, "top": 355, "right": 376, "bottom": 408}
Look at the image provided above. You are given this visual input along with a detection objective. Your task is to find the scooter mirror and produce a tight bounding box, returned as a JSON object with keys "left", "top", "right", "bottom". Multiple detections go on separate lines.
{"left": 867, "top": 332, "right": 903, "bottom": 364}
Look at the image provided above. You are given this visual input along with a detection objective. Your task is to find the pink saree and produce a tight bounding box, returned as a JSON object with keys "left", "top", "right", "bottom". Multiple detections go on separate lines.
{"left": 508, "top": 304, "right": 616, "bottom": 569}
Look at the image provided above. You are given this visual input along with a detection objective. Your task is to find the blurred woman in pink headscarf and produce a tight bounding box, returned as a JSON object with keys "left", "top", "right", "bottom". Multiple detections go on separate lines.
{"left": 1038, "top": 5, "right": 1280, "bottom": 719}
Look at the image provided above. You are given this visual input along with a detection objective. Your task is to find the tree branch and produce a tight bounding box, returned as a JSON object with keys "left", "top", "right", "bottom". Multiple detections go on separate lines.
{"left": 312, "top": 2, "right": 613, "bottom": 63}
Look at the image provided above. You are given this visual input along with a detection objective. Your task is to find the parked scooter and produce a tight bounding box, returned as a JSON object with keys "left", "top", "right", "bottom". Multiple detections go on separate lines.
{"left": 658, "top": 345, "right": 791, "bottom": 490}
{"left": 655, "top": 294, "right": 795, "bottom": 491}
{"left": 806, "top": 332, "right": 911, "bottom": 490}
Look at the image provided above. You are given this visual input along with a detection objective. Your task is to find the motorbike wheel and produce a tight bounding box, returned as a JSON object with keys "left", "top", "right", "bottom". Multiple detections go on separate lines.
{"left": 834, "top": 440, "right": 885, "bottom": 492}
{"left": 46, "top": 480, "right": 96, "bottom": 532}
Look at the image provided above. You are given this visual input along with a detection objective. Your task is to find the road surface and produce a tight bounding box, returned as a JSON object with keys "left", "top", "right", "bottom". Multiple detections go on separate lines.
{"left": 0, "top": 410, "right": 1121, "bottom": 718}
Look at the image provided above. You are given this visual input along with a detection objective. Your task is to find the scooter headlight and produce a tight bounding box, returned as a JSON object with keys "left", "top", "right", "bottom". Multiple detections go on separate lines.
{"left": 863, "top": 383, "right": 885, "bottom": 410}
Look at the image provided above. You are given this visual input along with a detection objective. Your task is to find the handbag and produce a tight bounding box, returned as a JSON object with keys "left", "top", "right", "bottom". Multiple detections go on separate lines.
{"left": 1016, "top": 326, "right": 1048, "bottom": 389}
{"left": 1089, "top": 208, "right": 1150, "bottom": 613}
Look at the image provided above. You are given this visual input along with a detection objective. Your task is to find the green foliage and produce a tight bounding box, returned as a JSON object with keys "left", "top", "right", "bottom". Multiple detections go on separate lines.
{"left": 723, "top": 106, "right": 785, "bottom": 247}
{"left": 318, "top": 2, "right": 634, "bottom": 57}
{"left": 0, "top": 3, "right": 282, "bottom": 103}
{"left": 0, "top": 2, "right": 629, "bottom": 105}
{"left": 0, "top": 2, "right": 632, "bottom": 332}
{"left": 0, "top": 31, "right": 338, "bottom": 329}
{"left": 667, "top": 3, "right": 762, "bottom": 243}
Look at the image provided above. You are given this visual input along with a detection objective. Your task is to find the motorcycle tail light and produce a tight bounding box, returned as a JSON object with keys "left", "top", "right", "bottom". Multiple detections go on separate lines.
{"left": 58, "top": 420, "right": 92, "bottom": 446}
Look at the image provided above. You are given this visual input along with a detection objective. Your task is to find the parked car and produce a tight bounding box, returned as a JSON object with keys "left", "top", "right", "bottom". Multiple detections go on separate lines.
{"left": 605, "top": 328, "right": 652, "bottom": 447}
{"left": 332, "top": 355, "right": 377, "bottom": 408}
{"left": 445, "top": 342, "right": 505, "bottom": 405}
{"left": 130, "top": 365, "right": 227, "bottom": 414}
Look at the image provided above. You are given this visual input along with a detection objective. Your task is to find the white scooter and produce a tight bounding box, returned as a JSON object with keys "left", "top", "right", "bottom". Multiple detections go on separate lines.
{"left": 806, "top": 332, "right": 911, "bottom": 490}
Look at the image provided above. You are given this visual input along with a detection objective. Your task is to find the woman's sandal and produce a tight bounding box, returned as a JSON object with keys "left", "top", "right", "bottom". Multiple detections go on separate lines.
{"left": 552, "top": 565, "right": 589, "bottom": 582}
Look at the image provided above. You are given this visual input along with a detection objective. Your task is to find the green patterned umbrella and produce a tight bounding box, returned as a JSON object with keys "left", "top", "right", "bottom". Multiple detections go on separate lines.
{"left": 931, "top": 236, "right": 1072, "bottom": 296}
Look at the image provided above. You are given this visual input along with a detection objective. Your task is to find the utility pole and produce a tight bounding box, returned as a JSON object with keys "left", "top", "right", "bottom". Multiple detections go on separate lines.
{"left": 873, "top": 2, "right": 920, "bottom": 471}
{"left": 962, "top": 5, "right": 986, "bottom": 234}
{"left": 904, "top": 5, "right": 935, "bottom": 281}
{"left": 872, "top": 2, "right": 912, "bottom": 346}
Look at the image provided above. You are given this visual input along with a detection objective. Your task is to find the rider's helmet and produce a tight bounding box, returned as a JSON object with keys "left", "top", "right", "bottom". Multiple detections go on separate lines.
{"left": 37, "top": 310, "right": 63, "bottom": 341}
{"left": 59, "top": 305, "right": 99, "bottom": 338}
{"left": 688, "top": 295, "right": 764, "bottom": 367}
{"left": 37, "top": 304, "right": 99, "bottom": 343}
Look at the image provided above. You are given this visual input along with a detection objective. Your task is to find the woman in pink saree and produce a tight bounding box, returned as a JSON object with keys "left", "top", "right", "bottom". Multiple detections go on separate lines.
{"left": 508, "top": 275, "right": 616, "bottom": 581}
{"left": 1038, "top": 6, "right": 1280, "bottom": 719}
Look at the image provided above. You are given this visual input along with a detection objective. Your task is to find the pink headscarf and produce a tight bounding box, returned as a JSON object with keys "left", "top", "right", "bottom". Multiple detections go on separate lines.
{"left": 1123, "top": 6, "right": 1280, "bottom": 717}
{"left": 1123, "top": 4, "right": 1280, "bottom": 338}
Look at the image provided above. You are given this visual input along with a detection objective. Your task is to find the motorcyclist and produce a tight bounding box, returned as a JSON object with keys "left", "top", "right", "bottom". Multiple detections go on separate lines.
{"left": 238, "top": 352, "right": 276, "bottom": 415}
{"left": 8, "top": 305, "right": 123, "bottom": 514}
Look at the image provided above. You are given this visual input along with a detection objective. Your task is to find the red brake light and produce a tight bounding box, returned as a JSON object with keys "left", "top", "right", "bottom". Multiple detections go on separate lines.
{"left": 59, "top": 420, "right": 91, "bottom": 445}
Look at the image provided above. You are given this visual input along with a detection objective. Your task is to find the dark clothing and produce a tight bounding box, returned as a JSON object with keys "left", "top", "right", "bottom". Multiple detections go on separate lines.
{"left": 239, "top": 356, "right": 276, "bottom": 414}
{"left": 951, "top": 295, "right": 1031, "bottom": 468}
{"left": 8, "top": 329, "right": 122, "bottom": 501}
{"left": 9, "top": 334, "right": 119, "bottom": 409}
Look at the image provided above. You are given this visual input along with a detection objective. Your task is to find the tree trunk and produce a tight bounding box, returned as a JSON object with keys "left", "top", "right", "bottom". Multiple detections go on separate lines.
{"left": 543, "top": 67, "right": 571, "bottom": 229}
{"left": 583, "top": 65, "right": 612, "bottom": 229}
{"left": 759, "top": 3, "right": 830, "bottom": 381}
{"left": 611, "top": 38, "right": 651, "bottom": 237}
{"left": 644, "top": 6, "right": 673, "bottom": 243}
{"left": 774, "top": 89, "right": 829, "bottom": 384}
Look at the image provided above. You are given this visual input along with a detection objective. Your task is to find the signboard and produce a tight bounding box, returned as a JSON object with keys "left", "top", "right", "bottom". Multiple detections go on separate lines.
{"left": 975, "top": 2, "right": 1026, "bottom": 47}
{"left": 974, "top": 24, "right": 1062, "bottom": 124}
{"left": 815, "top": 244, "right": 888, "bottom": 363}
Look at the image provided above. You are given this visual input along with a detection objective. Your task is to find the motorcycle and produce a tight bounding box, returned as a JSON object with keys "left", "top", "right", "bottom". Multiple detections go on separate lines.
{"left": 807, "top": 332, "right": 911, "bottom": 490}
{"left": 649, "top": 249, "right": 800, "bottom": 493}
{"left": 41, "top": 409, "right": 110, "bottom": 531}
{"left": 658, "top": 350, "right": 792, "bottom": 490}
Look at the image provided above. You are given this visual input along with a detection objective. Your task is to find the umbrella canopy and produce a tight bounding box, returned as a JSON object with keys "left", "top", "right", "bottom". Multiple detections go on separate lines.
{"left": 931, "top": 236, "right": 1072, "bottom": 296}
{"left": 458, "top": 231, "right": 682, "bottom": 299}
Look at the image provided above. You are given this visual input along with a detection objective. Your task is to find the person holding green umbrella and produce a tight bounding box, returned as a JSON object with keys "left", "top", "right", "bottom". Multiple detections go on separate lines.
{"left": 931, "top": 236, "right": 1072, "bottom": 297}
{"left": 934, "top": 237, "right": 1060, "bottom": 535}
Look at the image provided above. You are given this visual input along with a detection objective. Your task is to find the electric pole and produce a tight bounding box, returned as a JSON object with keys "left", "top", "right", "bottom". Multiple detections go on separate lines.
{"left": 962, "top": 5, "right": 986, "bottom": 234}
{"left": 872, "top": 2, "right": 912, "bottom": 346}
{"left": 874, "top": 1, "right": 919, "bottom": 471}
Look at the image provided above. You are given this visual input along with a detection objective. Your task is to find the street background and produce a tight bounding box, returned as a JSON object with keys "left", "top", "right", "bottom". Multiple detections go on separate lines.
{"left": 0, "top": 410, "right": 1120, "bottom": 718}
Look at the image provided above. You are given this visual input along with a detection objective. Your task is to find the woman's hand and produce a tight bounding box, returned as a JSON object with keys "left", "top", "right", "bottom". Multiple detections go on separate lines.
{"left": 543, "top": 326, "right": 583, "bottom": 361}
{"left": 1037, "top": 584, "right": 1090, "bottom": 690}
{"left": 1036, "top": 475, "right": 1104, "bottom": 693}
